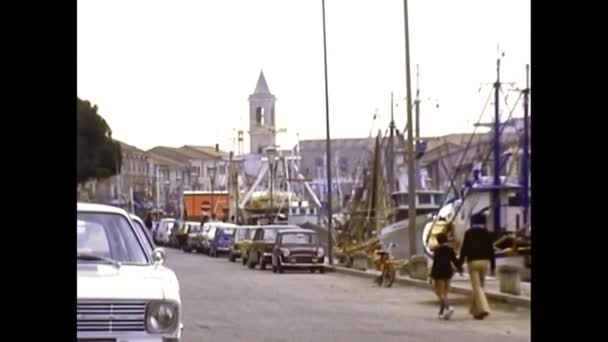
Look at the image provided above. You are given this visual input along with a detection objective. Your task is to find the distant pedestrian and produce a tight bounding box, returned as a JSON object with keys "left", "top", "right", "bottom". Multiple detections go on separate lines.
{"left": 458, "top": 212, "right": 495, "bottom": 320}
{"left": 430, "top": 233, "right": 461, "bottom": 320}
{"left": 144, "top": 213, "right": 153, "bottom": 230}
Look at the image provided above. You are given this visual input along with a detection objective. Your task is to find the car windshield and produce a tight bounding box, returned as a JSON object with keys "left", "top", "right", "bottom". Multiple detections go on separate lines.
{"left": 77, "top": 212, "right": 149, "bottom": 264}
{"left": 281, "top": 232, "right": 317, "bottom": 245}
{"left": 220, "top": 228, "right": 235, "bottom": 236}
{"left": 263, "top": 229, "right": 277, "bottom": 242}
{"left": 235, "top": 229, "right": 248, "bottom": 240}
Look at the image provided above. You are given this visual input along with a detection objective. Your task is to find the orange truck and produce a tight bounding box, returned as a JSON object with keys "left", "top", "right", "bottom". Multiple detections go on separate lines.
{"left": 183, "top": 191, "right": 229, "bottom": 221}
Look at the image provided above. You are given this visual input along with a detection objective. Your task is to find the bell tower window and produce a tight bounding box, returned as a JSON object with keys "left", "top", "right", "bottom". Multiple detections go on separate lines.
{"left": 256, "top": 107, "right": 265, "bottom": 125}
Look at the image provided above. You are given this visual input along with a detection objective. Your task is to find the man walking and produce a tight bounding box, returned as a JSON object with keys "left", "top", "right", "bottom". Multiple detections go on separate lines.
{"left": 458, "top": 212, "right": 495, "bottom": 320}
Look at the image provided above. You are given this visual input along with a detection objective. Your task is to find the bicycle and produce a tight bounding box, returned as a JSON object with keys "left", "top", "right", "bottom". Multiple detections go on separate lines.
{"left": 374, "top": 242, "right": 398, "bottom": 288}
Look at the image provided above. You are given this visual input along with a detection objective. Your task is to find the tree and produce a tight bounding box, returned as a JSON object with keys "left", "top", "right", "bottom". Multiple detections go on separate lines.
{"left": 77, "top": 98, "right": 122, "bottom": 184}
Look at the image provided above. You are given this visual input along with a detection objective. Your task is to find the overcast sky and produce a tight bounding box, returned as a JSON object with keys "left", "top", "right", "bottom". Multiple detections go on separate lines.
{"left": 78, "top": 0, "right": 530, "bottom": 153}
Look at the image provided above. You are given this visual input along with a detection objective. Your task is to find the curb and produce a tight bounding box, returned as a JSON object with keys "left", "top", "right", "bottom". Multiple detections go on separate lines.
{"left": 326, "top": 265, "right": 530, "bottom": 309}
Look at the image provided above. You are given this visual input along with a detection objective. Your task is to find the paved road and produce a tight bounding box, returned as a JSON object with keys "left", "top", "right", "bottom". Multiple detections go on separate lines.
{"left": 165, "top": 248, "right": 530, "bottom": 342}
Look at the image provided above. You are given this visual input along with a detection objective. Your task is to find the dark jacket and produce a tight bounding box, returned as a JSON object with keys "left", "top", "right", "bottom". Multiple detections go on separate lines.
{"left": 457, "top": 227, "right": 496, "bottom": 271}
{"left": 431, "top": 244, "right": 460, "bottom": 279}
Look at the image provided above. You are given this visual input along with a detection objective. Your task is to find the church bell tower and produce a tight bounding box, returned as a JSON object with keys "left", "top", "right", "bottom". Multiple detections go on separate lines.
{"left": 249, "top": 70, "right": 276, "bottom": 155}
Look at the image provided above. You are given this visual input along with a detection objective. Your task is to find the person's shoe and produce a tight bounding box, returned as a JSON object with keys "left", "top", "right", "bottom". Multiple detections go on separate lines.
{"left": 438, "top": 306, "right": 445, "bottom": 319}
{"left": 443, "top": 306, "right": 454, "bottom": 320}
{"left": 474, "top": 312, "right": 489, "bottom": 320}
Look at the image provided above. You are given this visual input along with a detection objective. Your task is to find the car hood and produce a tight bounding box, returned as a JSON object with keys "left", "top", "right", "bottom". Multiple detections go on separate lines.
{"left": 77, "top": 263, "right": 180, "bottom": 302}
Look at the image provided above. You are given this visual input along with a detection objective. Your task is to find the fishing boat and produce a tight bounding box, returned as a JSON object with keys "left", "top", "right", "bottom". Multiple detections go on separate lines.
{"left": 421, "top": 61, "right": 531, "bottom": 281}
{"left": 237, "top": 145, "right": 321, "bottom": 227}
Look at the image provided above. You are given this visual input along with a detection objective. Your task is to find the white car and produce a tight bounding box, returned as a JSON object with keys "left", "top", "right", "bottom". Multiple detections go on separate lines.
{"left": 77, "top": 203, "right": 183, "bottom": 341}
{"left": 155, "top": 218, "right": 177, "bottom": 246}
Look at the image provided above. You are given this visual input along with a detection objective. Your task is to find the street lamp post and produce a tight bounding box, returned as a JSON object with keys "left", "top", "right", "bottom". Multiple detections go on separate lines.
{"left": 321, "top": 0, "right": 333, "bottom": 265}
{"left": 403, "top": 0, "right": 418, "bottom": 257}
{"left": 209, "top": 165, "right": 217, "bottom": 221}
{"left": 164, "top": 180, "right": 170, "bottom": 213}
{"left": 191, "top": 171, "right": 198, "bottom": 191}
{"left": 177, "top": 175, "right": 184, "bottom": 221}
{"left": 266, "top": 147, "right": 277, "bottom": 224}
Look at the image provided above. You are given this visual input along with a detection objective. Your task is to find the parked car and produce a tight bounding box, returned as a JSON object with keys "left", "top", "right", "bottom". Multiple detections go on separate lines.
{"left": 154, "top": 218, "right": 176, "bottom": 246}
{"left": 184, "top": 222, "right": 203, "bottom": 253}
{"left": 246, "top": 225, "right": 298, "bottom": 270}
{"left": 271, "top": 228, "right": 325, "bottom": 274}
{"left": 229, "top": 226, "right": 256, "bottom": 262}
{"left": 169, "top": 221, "right": 187, "bottom": 248}
{"left": 199, "top": 221, "right": 222, "bottom": 254}
{"left": 77, "top": 203, "right": 183, "bottom": 341}
{"left": 208, "top": 223, "right": 237, "bottom": 257}
{"left": 170, "top": 221, "right": 193, "bottom": 250}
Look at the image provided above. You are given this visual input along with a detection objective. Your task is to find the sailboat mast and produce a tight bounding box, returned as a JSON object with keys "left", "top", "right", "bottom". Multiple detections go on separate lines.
{"left": 403, "top": 0, "right": 417, "bottom": 256}
{"left": 492, "top": 58, "right": 502, "bottom": 233}
{"left": 522, "top": 64, "right": 530, "bottom": 227}
{"left": 415, "top": 64, "right": 421, "bottom": 141}
{"left": 388, "top": 93, "right": 395, "bottom": 197}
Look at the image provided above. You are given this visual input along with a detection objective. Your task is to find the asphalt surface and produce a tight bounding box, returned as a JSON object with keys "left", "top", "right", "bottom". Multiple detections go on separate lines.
{"left": 165, "top": 248, "right": 530, "bottom": 342}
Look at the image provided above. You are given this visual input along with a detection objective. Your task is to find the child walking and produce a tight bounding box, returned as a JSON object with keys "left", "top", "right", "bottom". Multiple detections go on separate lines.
{"left": 430, "top": 233, "right": 462, "bottom": 320}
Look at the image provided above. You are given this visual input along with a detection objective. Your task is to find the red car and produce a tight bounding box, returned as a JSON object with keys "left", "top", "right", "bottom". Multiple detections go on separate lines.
{"left": 271, "top": 228, "right": 325, "bottom": 274}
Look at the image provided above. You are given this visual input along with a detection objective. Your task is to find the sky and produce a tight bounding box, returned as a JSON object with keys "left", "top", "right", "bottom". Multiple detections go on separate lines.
{"left": 77, "top": 0, "right": 530, "bottom": 153}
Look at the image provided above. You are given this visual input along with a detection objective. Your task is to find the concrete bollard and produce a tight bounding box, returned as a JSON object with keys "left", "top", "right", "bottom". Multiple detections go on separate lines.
{"left": 498, "top": 265, "right": 522, "bottom": 295}
{"left": 408, "top": 255, "right": 429, "bottom": 280}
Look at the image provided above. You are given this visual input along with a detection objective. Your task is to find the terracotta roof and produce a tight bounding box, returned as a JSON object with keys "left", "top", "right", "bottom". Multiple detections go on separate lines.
{"left": 299, "top": 137, "right": 376, "bottom": 150}
{"left": 116, "top": 140, "right": 144, "bottom": 154}
{"left": 180, "top": 145, "right": 228, "bottom": 158}
{"left": 146, "top": 152, "right": 187, "bottom": 167}
{"left": 146, "top": 146, "right": 191, "bottom": 164}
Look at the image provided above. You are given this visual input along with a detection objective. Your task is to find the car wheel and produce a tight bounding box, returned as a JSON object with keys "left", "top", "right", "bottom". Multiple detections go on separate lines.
{"left": 259, "top": 255, "right": 267, "bottom": 270}
{"left": 309, "top": 268, "right": 316, "bottom": 273}
{"left": 229, "top": 253, "right": 236, "bottom": 262}
{"left": 247, "top": 253, "right": 256, "bottom": 269}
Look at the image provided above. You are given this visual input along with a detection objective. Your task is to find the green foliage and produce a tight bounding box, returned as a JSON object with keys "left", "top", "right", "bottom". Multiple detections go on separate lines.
{"left": 77, "top": 98, "right": 122, "bottom": 184}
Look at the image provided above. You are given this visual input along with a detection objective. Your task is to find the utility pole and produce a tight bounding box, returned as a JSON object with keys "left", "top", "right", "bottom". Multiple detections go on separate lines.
{"left": 414, "top": 64, "right": 421, "bottom": 188}
{"left": 211, "top": 144, "right": 219, "bottom": 221}
{"left": 156, "top": 166, "right": 160, "bottom": 220}
{"left": 321, "top": 0, "right": 333, "bottom": 265}
{"left": 522, "top": 64, "right": 530, "bottom": 228}
{"left": 492, "top": 58, "right": 502, "bottom": 233}
{"left": 229, "top": 151, "right": 234, "bottom": 222}
{"left": 403, "top": 0, "right": 417, "bottom": 256}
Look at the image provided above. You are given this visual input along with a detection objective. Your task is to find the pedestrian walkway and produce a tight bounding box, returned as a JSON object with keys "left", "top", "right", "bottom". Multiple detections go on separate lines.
{"left": 328, "top": 265, "right": 531, "bottom": 308}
